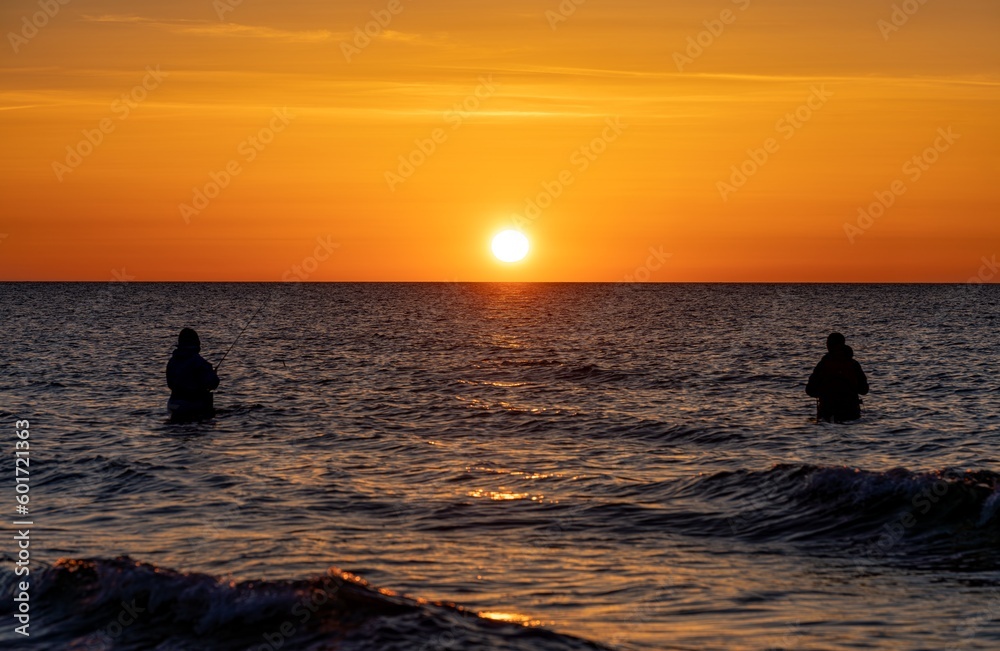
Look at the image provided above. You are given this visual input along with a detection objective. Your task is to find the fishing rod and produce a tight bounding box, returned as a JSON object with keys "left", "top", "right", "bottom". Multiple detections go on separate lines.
{"left": 215, "top": 298, "right": 270, "bottom": 372}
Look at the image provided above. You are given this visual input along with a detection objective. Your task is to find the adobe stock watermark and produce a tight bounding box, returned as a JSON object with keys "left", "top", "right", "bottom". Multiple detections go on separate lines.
{"left": 727, "top": 472, "right": 803, "bottom": 536}
{"left": 877, "top": 0, "right": 933, "bottom": 42}
{"left": 919, "top": 253, "right": 999, "bottom": 336}
{"left": 79, "top": 600, "right": 147, "bottom": 651}
{"left": 844, "top": 126, "right": 959, "bottom": 244}
{"left": 512, "top": 116, "right": 627, "bottom": 229}
{"left": 673, "top": 0, "right": 752, "bottom": 71}
{"left": 716, "top": 84, "right": 833, "bottom": 202}
{"left": 213, "top": 0, "right": 244, "bottom": 21}
{"left": 341, "top": 0, "right": 415, "bottom": 62}
{"left": 52, "top": 66, "right": 169, "bottom": 182}
{"left": 282, "top": 236, "right": 340, "bottom": 283}
{"left": 72, "top": 453, "right": 131, "bottom": 495}
{"left": 254, "top": 571, "right": 343, "bottom": 651}
{"left": 765, "top": 620, "right": 804, "bottom": 651}
{"left": 964, "top": 255, "right": 998, "bottom": 285}
{"left": 853, "top": 477, "right": 950, "bottom": 568}
{"left": 624, "top": 247, "right": 671, "bottom": 282}
{"left": 545, "top": 0, "right": 588, "bottom": 31}
{"left": 606, "top": 581, "right": 675, "bottom": 650}
{"left": 191, "top": 489, "right": 251, "bottom": 551}
{"left": 947, "top": 590, "right": 1000, "bottom": 651}
{"left": 384, "top": 75, "right": 497, "bottom": 192}
{"left": 179, "top": 107, "right": 294, "bottom": 224}
{"left": 413, "top": 630, "right": 459, "bottom": 651}
{"left": 7, "top": 0, "right": 71, "bottom": 54}
{"left": 93, "top": 267, "right": 137, "bottom": 311}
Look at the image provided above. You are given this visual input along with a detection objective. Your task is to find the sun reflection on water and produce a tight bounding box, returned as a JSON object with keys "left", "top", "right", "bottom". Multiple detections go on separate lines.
{"left": 479, "top": 611, "right": 542, "bottom": 627}
{"left": 467, "top": 489, "right": 543, "bottom": 502}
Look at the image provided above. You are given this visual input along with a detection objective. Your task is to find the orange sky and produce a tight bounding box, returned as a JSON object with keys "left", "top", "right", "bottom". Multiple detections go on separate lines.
{"left": 1, "top": 0, "right": 998, "bottom": 281}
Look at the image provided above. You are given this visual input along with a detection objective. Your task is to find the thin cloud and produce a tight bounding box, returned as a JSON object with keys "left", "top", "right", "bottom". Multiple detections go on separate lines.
{"left": 81, "top": 14, "right": 150, "bottom": 24}
{"left": 80, "top": 15, "right": 339, "bottom": 43}
{"left": 420, "top": 62, "right": 1000, "bottom": 88}
{"left": 379, "top": 30, "right": 443, "bottom": 45}
{"left": 0, "top": 104, "right": 46, "bottom": 112}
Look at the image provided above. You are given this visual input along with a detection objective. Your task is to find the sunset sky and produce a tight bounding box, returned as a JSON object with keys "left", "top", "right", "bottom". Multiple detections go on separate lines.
{"left": 1, "top": 0, "right": 997, "bottom": 281}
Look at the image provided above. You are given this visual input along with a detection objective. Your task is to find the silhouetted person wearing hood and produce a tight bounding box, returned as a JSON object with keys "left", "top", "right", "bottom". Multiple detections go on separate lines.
{"left": 806, "top": 332, "right": 869, "bottom": 423}
{"left": 166, "top": 328, "right": 219, "bottom": 422}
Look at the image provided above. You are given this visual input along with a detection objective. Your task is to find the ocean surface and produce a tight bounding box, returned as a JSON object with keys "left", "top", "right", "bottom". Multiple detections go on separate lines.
{"left": 1, "top": 283, "right": 998, "bottom": 651}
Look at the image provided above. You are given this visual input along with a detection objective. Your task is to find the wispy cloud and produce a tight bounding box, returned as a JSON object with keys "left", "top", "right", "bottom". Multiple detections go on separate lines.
{"left": 379, "top": 30, "right": 438, "bottom": 44}
{"left": 0, "top": 104, "right": 46, "bottom": 112}
{"left": 81, "top": 14, "right": 149, "bottom": 24}
{"left": 422, "top": 62, "right": 1000, "bottom": 88}
{"left": 80, "top": 15, "right": 339, "bottom": 43}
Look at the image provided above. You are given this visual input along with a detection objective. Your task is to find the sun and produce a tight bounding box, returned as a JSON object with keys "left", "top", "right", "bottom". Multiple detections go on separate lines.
{"left": 491, "top": 230, "right": 530, "bottom": 263}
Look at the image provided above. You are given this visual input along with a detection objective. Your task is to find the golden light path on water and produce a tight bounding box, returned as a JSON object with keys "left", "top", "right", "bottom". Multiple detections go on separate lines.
{"left": 479, "top": 611, "right": 544, "bottom": 627}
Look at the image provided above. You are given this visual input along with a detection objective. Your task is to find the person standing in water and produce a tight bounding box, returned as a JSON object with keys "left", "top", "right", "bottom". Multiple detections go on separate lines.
{"left": 806, "top": 332, "right": 869, "bottom": 423}
{"left": 166, "top": 328, "right": 220, "bottom": 422}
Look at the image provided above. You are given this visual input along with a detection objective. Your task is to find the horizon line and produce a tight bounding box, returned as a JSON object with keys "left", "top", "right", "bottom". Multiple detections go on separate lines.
{"left": 1, "top": 280, "right": 994, "bottom": 286}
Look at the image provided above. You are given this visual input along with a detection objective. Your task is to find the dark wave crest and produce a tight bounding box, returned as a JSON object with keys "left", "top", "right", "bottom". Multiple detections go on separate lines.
{"left": 563, "top": 464, "right": 1000, "bottom": 570}
{"left": 0, "top": 558, "right": 610, "bottom": 651}
{"left": 681, "top": 464, "right": 1000, "bottom": 558}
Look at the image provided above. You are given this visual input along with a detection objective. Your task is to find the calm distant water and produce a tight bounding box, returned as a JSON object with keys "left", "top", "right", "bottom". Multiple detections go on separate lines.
{"left": 1, "top": 283, "right": 998, "bottom": 650}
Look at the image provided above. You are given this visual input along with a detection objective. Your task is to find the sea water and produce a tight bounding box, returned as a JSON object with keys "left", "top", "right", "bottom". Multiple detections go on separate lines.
{"left": 0, "top": 283, "right": 998, "bottom": 650}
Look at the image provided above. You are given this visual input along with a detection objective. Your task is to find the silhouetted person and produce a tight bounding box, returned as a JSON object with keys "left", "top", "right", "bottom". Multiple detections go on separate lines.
{"left": 806, "top": 332, "right": 869, "bottom": 423}
{"left": 166, "top": 328, "right": 219, "bottom": 422}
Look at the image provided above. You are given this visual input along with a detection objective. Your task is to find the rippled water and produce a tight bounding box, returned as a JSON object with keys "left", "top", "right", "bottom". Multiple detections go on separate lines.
{"left": 1, "top": 283, "right": 998, "bottom": 650}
